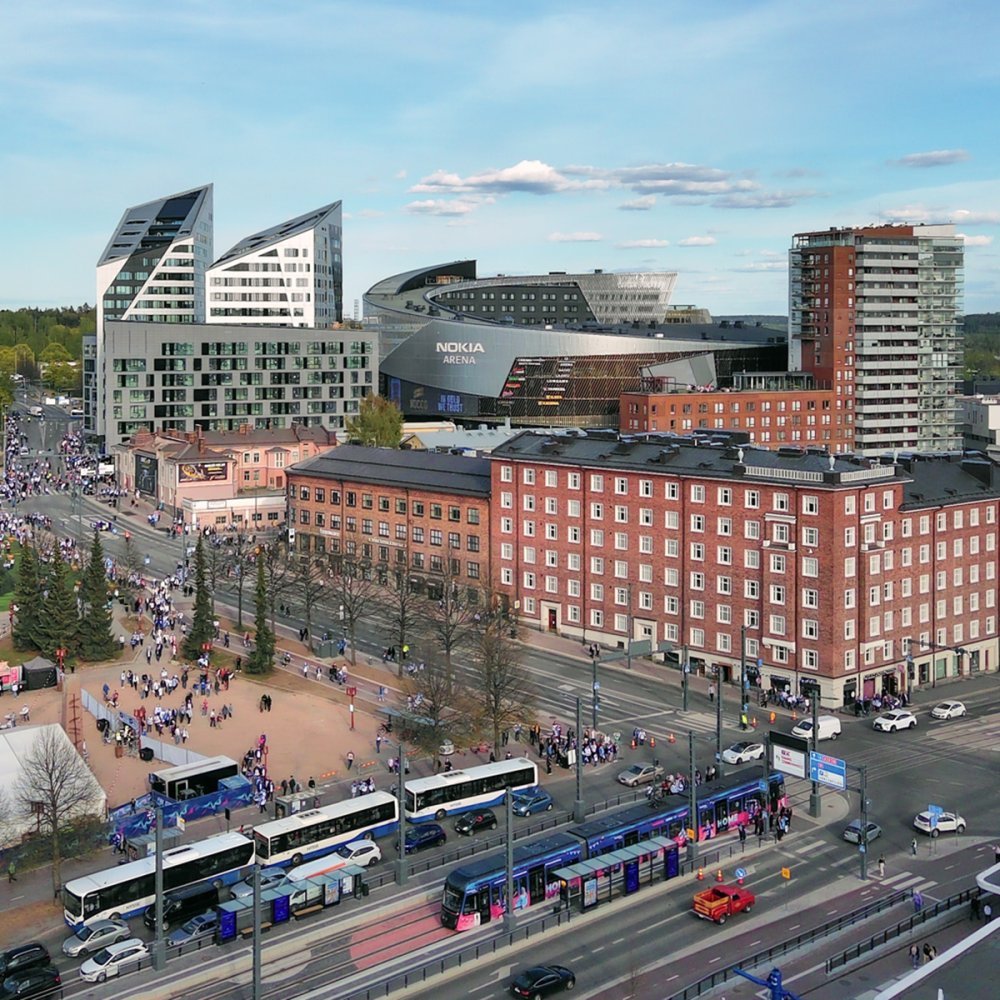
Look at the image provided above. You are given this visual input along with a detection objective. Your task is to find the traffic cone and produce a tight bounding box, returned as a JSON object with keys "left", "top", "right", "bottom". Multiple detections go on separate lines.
{"left": 697, "top": 867, "right": 704, "bottom": 881}
{"left": 737, "top": 875, "right": 745, "bottom": 885}
{"left": 668, "top": 732, "right": 676, "bottom": 744}
{"left": 791, "top": 710, "right": 798, "bottom": 721}
{"left": 631, "top": 738, "right": 637, "bottom": 749}
{"left": 769, "top": 711, "right": 776, "bottom": 724}
{"left": 650, "top": 736, "right": 656, "bottom": 749}
{"left": 716, "top": 868, "right": 724, "bottom": 882}
{"left": 751, "top": 717, "right": 758, "bottom": 729}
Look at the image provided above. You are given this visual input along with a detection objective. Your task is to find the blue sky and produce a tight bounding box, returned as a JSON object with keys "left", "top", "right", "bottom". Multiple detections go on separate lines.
{"left": 2, "top": 0, "right": 998, "bottom": 315}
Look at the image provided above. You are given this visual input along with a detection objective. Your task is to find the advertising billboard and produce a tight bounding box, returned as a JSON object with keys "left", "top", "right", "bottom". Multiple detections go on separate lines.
{"left": 135, "top": 454, "right": 158, "bottom": 496}
{"left": 178, "top": 462, "right": 229, "bottom": 483}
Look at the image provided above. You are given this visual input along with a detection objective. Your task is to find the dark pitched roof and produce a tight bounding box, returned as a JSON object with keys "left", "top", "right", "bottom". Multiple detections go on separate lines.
{"left": 289, "top": 445, "right": 491, "bottom": 497}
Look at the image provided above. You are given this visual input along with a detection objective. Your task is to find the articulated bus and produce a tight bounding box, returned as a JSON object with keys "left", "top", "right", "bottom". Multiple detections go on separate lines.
{"left": 441, "top": 772, "right": 785, "bottom": 930}
{"left": 405, "top": 758, "right": 538, "bottom": 823}
{"left": 62, "top": 832, "right": 254, "bottom": 929}
{"left": 252, "top": 792, "right": 399, "bottom": 867}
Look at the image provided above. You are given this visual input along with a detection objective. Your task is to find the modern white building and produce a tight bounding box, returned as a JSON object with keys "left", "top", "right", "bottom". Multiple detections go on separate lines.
{"left": 962, "top": 395, "right": 1000, "bottom": 461}
{"left": 206, "top": 203, "right": 343, "bottom": 328}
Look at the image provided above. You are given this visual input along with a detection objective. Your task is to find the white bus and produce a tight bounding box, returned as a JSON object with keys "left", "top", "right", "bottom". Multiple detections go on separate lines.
{"left": 148, "top": 755, "right": 239, "bottom": 801}
{"left": 252, "top": 791, "right": 398, "bottom": 868}
{"left": 62, "top": 832, "right": 254, "bottom": 929}
{"left": 404, "top": 758, "right": 539, "bottom": 823}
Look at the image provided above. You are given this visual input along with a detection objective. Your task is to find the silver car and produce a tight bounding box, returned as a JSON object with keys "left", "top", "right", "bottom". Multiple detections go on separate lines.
{"left": 616, "top": 763, "right": 664, "bottom": 787}
{"left": 167, "top": 911, "right": 219, "bottom": 947}
{"left": 62, "top": 918, "right": 131, "bottom": 958}
{"left": 231, "top": 866, "right": 288, "bottom": 899}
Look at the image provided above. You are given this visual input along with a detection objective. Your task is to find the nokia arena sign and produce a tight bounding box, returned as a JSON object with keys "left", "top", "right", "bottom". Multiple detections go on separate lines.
{"left": 436, "top": 341, "right": 485, "bottom": 365}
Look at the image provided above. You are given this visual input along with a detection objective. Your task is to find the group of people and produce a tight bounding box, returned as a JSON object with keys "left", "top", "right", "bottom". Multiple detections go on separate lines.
{"left": 853, "top": 691, "right": 909, "bottom": 716}
{"left": 242, "top": 735, "right": 275, "bottom": 813}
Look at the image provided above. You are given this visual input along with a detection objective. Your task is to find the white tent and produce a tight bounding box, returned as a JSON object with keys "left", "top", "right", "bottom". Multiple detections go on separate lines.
{"left": 0, "top": 724, "right": 107, "bottom": 848}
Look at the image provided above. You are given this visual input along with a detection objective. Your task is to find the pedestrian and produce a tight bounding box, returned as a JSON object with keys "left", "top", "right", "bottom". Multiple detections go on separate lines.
{"left": 913, "top": 890, "right": 923, "bottom": 913}
{"left": 708, "top": 682, "right": 715, "bottom": 703}
{"left": 307, "top": 776, "right": 316, "bottom": 790}
{"left": 994, "top": 844, "right": 1000, "bottom": 865}
{"left": 375, "top": 734, "right": 382, "bottom": 753}
{"left": 970, "top": 894, "right": 981, "bottom": 921}
{"left": 908, "top": 943, "right": 920, "bottom": 969}
{"left": 346, "top": 751, "right": 355, "bottom": 770}
{"left": 6, "top": 860, "right": 15, "bottom": 883}
{"left": 921, "top": 943, "right": 931, "bottom": 965}
{"left": 350, "top": 781, "right": 357, "bottom": 798}
{"left": 878, "top": 854, "right": 886, "bottom": 878}
{"left": 911, "top": 838, "right": 918, "bottom": 857}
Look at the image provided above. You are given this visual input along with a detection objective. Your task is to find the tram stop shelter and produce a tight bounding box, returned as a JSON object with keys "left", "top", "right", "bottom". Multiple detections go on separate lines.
{"left": 123, "top": 827, "right": 183, "bottom": 861}
{"left": 553, "top": 835, "right": 679, "bottom": 912}
{"left": 217, "top": 864, "right": 369, "bottom": 940}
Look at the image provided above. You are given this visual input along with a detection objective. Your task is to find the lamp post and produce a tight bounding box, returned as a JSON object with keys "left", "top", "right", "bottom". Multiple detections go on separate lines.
{"left": 680, "top": 644, "right": 689, "bottom": 712}
{"left": 590, "top": 651, "right": 599, "bottom": 731}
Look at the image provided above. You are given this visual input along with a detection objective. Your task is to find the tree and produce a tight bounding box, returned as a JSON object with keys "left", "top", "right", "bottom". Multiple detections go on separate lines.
{"left": 345, "top": 394, "right": 403, "bottom": 448}
{"left": 39, "top": 342, "right": 73, "bottom": 364}
{"left": 117, "top": 532, "right": 145, "bottom": 612}
{"left": 12, "top": 543, "right": 43, "bottom": 651}
{"left": 37, "top": 548, "right": 79, "bottom": 658}
{"left": 470, "top": 611, "right": 535, "bottom": 752}
{"left": 423, "top": 561, "right": 479, "bottom": 680}
{"left": 260, "top": 541, "right": 297, "bottom": 632}
{"left": 14, "top": 726, "right": 102, "bottom": 898}
{"left": 383, "top": 561, "right": 426, "bottom": 678}
{"left": 246, "top": 557, "right": 275, "bottom": 674}
{"left": 400, "top": 660, "right": 472, "bottom": 753}
{"left": 183, "top": 536, "right": 215, "bottom": 660}
{"left": 222, "top": 530, "right": 256, "bottom": 629}
{"left": 289, "top": 548, "right": 327, "bottom": 650}
{"left": 327, "top": 556, "right": 380, "bottom": 666}
{"left": 76, "top": 533, "right": 117, "bottom": 661}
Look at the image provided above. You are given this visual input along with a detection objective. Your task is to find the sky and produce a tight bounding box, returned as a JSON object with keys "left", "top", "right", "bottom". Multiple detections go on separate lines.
{"left": 2, "top": 0, "right": 999, "bottom": 316}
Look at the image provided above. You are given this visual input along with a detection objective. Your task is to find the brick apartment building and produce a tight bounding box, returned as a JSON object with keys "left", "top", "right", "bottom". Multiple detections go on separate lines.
{"left": 285, "top": 446, "right": 492, "bottom": 599}
{"left": 490, "top": 429, "right": 1000, "bottom": 706}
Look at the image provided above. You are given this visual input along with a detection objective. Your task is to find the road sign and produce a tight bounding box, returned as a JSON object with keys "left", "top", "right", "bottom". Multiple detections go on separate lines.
{"left": 780, "top": 867, "right": 791, "bottom": 880}
{"left": 629, "top": 639, "right": 652, "bottom": 656}
{"left": 734, "top": 867, "right": 747, "bottom": 880}
{"left": 809, "top": 751, "right": 847, "bottom": 791}
{"left": 928, "top": 804, "right": 943, "bottom": 829}
{"left": 757, "top": 779, "right": 768, "bottom": 793}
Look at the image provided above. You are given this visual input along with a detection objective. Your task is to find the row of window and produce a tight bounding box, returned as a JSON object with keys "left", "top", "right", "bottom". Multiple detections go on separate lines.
{"left": 293, "top": 486, "right": 481, "bottom": 524}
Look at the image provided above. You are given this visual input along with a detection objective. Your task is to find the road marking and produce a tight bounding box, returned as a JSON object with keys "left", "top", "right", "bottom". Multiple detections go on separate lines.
{"left": 612, "top": 937, "right": 625, "bottom": 944}
{"left": 593, "top": 945, "right": 606, "bottom": 953}
{"left": 709, "top": 956, "right": 722, "bottom": 964}
{"left": 788, "top": 924, "right": 800, "bottom": 930}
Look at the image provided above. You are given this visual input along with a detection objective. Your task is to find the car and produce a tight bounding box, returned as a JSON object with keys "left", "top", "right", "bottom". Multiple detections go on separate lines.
{"left": 61, "top": 918, "right": 131, "bottom": 958}
{"left": 0, "top": 965, "right": 62, "bottom": 999}
{"left": 616, "top": 763, "right": 664, "bottom": 787}
{"left": 166, "top": 911, "right": 219, "bottom": 947}
{"left": 721, "top": 742, "right": 765, "bottom": 765}
{"left": 439, "top": 739, "right": 456, "bottom": 756}
{"left": 873, "top": 710, "right": 918, "bottom": 732}
{"left": 79, "top": 938, "right": 148, "bottom": 983}
{"left": 842, "top": 819, "right": 883, "bottom": 844}
{"left": 510, "top": 964, "right": 576, "bottom": 998}
{"left": 913, "top": 811, "right": 966, "bottom": 837}
{"left": 455, "top": 810, "right": 498, "bottom": 835}
{"left": 333, "top": 839, "right": 382, "bottom": 867}
{"left": 230, "top": 866, "right": 289, "bottom": 899}
{"left": 511, "top": 787, "right": 555, "bottom": 817}
{"left": 790, "top": 716, "right": 842, "bottom": 741}
{"left": 0, "top": 947, "right": 50, "bottom": 983}
{"left": 405, "top": 823, "right": 447, "bottom": 854}
{"left": 930, "top": 700, "right": 967, "bottom": 720}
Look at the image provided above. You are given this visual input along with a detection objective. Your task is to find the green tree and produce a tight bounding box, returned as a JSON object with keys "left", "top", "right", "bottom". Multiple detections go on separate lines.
{"left": 183, "top": 536, "right": 215, "bottom": 660}
{"left": 38, "top": 548, "right": 79, "bottom": 658}
{"left": 77, "top": 533, "right": 117, "bottom": 661}
{"left": 246, "top": 557, "right": 275, "bottom": 675}
{"left": 39, "top": 342, "right": 72, "bottom": 363}
{"left": 345, "top": 394, "right": 403, "bottom": 448}
{"left": 12, "top": 544, "right": 43, "bottom": 651}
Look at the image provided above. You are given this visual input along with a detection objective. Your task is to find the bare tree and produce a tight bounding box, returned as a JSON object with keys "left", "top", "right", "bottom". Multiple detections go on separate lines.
{"left": 327, "top": 557, "right": 380, "bottom": 665}
{"left": 399, "top": 661, "right": 475, "bottom": 754}
{"left": 14, "top": 727, "right": 103, "bottom": 897}
{"left": 423, "top": 560, "right": 480, "bottom": 679}
{"left": 222, "top": 529, "right": 256, "bottom": 628}
{"left": 117, "top": 532, "right": 145, "bottom": 612}
{"left": 382, "top": 559, "right": 427, "bottom": 678}
{"left": 290, "top": 547, "right": 327, "bottom": 649}
{"left": 470, "top": 611, "right": 535, "bottom": 751}
{"left": 259, "top": 541, "right": 297, "bottom": 632}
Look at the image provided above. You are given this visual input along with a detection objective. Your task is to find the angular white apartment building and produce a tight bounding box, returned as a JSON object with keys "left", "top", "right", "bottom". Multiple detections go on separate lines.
{"left": 206, "top": 203, "right": 343, "bottom": 328}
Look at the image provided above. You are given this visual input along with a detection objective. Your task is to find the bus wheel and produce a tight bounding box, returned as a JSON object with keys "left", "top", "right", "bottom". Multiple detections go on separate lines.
{"left": 292, "top": 853, "right": 303, "bottom": 866}
{"left": 435, "top": 810, "right": 446, "bottom": 821}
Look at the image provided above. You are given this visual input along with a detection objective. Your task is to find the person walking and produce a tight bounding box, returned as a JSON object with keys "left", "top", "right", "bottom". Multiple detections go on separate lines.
{"left": 346, "top": 751, "right": 355, "bottom": 770}
{"left": 970, "top": 894, "right": 981, "bottom": 921}
{"left": 708, "top": 682, "right": 716, "bottom": 703}
{"left": 911, "top": 838, "right": 918, "bottom": 856}
{"left": 6, "top": 859, "right": 16, "bottom": 883}
{"left": 878, "top": 854, "right": 886, "bottom": 878}
{"left": 908, "top": 943, "right": 920, "bottom": 969}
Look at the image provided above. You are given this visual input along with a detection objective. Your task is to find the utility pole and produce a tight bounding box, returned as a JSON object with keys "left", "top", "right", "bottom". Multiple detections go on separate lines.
{"left": 151, "top": 807, "right": 165, "bottom": 970}
{"left": 574, "top": 697, "right": 585, "bottom": 823}
{"left": 504, "top": 792, "right": 515, "bottom": 931}
{"left": 252, "top": 863, "right": 262, "bottom": 999}
{"left": 396, "top": 743, "right": 407, "bottom": 885}
{"left": 809, "top": 688, "right": 821, "bottom": 818}
{"left": 760, "top": 732, "right": 772, "bottom": 836}
{"left": 859, "top": 764, "right": 869, "bottom": 882}
{"left": 681, "top": 643, "right": 689, "bottom": 712}
{"left": 687, "top": 731, "right": 698, "bottom": 862}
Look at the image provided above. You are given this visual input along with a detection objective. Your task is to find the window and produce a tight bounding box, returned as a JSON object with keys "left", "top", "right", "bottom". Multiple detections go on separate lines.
{"left": 665, "top": 482, "right": 679, "bottom": 500}
{"left": 803, "top": 526, "right": 819, "bottom": 547}
{"left": 745, "top": 490, "right": 760, "bottom": 509}
{"left": 690, "top": 484, "right": 705, "bottom": 503}
{"left": 803, "top": 587, "right": 819, "bottom": 609}
{"left": 802, "top": 495, "right": 818, "bottom": 515}
{"left": 718, "top": 517, "right": 732, "bottom": 536}
{"left": 718, "top": 487, "right": 732, "bottom": 506}
{"left": 770, "top": 585, "right": 786, "bottom": 604}
{"left": 590, "top": 474, "right": 604, "bottom": 492}
{"left": 744, "top": 520, "right": 761, "bottom": 540}
{"left": 774, "top": 493, "right": 789, "bottom": 512}
{"left": 522, "top": 468, "right": 535, "bottom": 485}
{"left": 614, "top": 477, "right": 628, "bottom": 495}
{"left": 568, "top": 472, "right": 581, "bottom": 490}
{"left": 802, "top": 557, "right": 819, "bottom": 577}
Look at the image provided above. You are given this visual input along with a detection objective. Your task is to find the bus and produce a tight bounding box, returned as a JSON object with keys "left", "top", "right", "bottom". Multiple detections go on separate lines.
{"left": 405, "top": 758, "right": 539, "bottom": 823}
{"left": 441, "top": 772, "right": 786, "bottom": 930}
{"left": 62, "top": 832, "right": 254, "bottom": 929}
{"left": 252, "top": 792, "right": 399, "bottom": 868}
{"left": 148, "top": 755, "right": 239, "bottom": 801}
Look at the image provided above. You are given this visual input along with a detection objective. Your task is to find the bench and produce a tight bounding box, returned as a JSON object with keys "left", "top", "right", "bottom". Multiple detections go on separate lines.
{"left": 239, "top": 922, "right": 271, "bottom": 938}
{"left": 293, "top": 905, "right": 324, "bottom": 919}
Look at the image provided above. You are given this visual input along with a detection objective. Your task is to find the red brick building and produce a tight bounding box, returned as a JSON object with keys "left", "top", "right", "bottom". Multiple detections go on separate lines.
{"left": 285, "top": 446, "right": 492, "bottom": 599}
{"left": 490, "top": 429, "right": 1000, "bottom": 706}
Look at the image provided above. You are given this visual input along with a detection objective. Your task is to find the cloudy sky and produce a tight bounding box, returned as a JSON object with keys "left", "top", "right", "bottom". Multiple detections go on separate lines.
{"left": 2, "top": 0, "right": 998, "bottom": 315}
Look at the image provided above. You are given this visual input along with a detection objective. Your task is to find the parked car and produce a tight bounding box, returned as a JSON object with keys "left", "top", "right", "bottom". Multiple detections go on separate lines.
{"left": 616, "top": 763, "right": 664, "bottom": 787}
{"left": 79, "top": 939, "right": 148, "bottom": 983}
{"left": 510, "top": 964, "right": 576, "bottom": 997}
{"left": 455, "top": 810, "right": 498, "bottom": 835}
{"left": 0, "top": 965, "right": 62, "bottom": 999}
{"left": 230, "top": 866, "right": 289, "bottom": 899}
{"left": 511, "top": 787, "right": 554, "bottom": 817}
{"left": 913, "top": 811, "right": 966, "bottom": 837}
{"left": 721, "top": 742, "right": 765, "bottom": 765}
{"left": 0, "top": 946, "right": 51, "bottom": 982}
{"left": 143, "top": 882, "right": 219, "bottom": 931}
{"left": 791, "top": 716, "right": 842, "bottom": 741}
{"left": 167, "top": 911, "right": 219, "bottom": 947}
{"left": 404, "top": 823, "right": 447, "bottom": 854}
{"left": 930, "top": 700, "right": 967, "bottom": 720}
{"left": 62, "top": 919, "right": 131, "bottom": 958}
{"left": 842, "top": 819, "right": 883, "bottom": 844}
{"left": 873, "top": 710, "right": 917, "bottom": 732}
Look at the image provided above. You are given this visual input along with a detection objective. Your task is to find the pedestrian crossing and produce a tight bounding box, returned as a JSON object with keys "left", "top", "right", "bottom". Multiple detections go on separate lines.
{"left": 923, "top": 712, "right": 1000, "bottom": 753}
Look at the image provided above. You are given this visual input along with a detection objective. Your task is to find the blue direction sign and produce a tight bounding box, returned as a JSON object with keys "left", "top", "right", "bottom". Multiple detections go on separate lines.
{"left": 809, "top": 751, "right": 847, "bottom": 791}
{"left": 928, "top": 803, "right": 943, "bottom": 829}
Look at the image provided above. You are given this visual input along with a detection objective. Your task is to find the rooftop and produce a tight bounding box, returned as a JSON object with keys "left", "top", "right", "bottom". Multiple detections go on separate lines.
{"left": 212, "top": 202, "right": 341, "bottom": 267}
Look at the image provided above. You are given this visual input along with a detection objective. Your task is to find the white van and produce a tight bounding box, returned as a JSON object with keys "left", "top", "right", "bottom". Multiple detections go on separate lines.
{"left": 791, "top": 715, "right": 842, "bottom": 741}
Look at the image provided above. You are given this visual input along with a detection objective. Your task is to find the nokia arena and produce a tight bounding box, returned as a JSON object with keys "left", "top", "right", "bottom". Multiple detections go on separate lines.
{"left": 364, "top": 261, "right": 786, "bottom": 427}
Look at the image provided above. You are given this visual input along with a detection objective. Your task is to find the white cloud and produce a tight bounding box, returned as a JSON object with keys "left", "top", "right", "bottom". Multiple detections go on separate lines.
{"left": 405, "top": 198, "right": 484, "bottom": 216}
{"left": 616, "top": 238, "right": 669, "bottom": 248}
{"left": 678, "top": 236, "right": 717, "bottom": 247}
{"left": 891, "top": 149, "right": 970, "bottom": 168}
{"left": 952, "top": 209, "right": 1000, "bottom": 226}
{"left": 960, "top": 234, "right": 994, "bottom": 247}
{"left": 731, "top": 261, "right": 787, "bottom": 272}
{"left": 412, "top": 160, "right": 604, "bottom": 195}
{"left": 714, "top": 191, "right": 805, "bottom": 209}
{"left": 548, "top": 231, "right": 603, "bottom": 243}
{"left": 618, "top": 195, "right": 656, "bottom": 211}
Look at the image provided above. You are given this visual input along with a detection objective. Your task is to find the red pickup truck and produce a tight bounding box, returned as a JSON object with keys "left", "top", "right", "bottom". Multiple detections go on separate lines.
{"left": 692, "top": 884, "right": 756, "bottom": 924}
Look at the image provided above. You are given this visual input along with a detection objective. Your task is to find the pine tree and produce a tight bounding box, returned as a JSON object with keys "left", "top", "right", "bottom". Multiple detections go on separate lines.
{"left": 37, "top": 548, "right": 79, "bottom": 658}
{"left": 246, "top": 557, "right": 275, "bottom": 675}
{"left": 77, "top": 532, "right": 117, "bottom": 661}
{"left": 183, "top": 536, "right": 215, "bottom": 661}
{"left": 12, "top": 543, "right": 43, "bottom": 651}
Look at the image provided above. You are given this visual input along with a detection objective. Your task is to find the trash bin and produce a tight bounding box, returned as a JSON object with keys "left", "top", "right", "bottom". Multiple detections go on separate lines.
{"left": 314, "top": 640, "right": 334, "bottom": 659}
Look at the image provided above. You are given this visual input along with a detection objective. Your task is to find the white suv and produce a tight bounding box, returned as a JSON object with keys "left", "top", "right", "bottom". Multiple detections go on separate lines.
{"left": 873, "top": 710, "right": 917, "bottom": 732}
